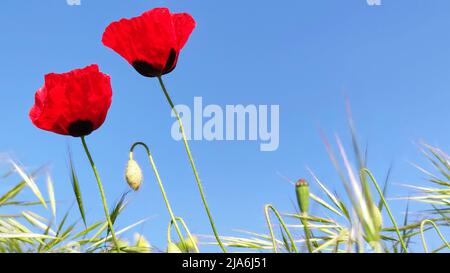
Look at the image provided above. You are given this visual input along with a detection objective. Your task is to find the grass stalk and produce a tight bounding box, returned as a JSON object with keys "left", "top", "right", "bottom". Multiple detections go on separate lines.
{"left": 362, "top": 168, "right": 408, "bottom": 252}
{"left": 156, "top": 76, "right": 226, "bottom": 252}
{"left": 420, "top": 219, "right": 450, "bottom": 253}
{"left": 168, "top": 217, "right": 200, "bottom": 253}
{"left": 264, "top": 204, "right": 298, "bottom": 253}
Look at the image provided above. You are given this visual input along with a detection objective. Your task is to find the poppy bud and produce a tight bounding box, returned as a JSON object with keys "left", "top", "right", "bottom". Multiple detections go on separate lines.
{"left": 125, "top": 159, "right": 143, "bottom": 191}
{"left": 167, "top": 242, "right": 182, "bottom": 253}
{"left": 295, "top": 179, "right": 310, "bottom": 215}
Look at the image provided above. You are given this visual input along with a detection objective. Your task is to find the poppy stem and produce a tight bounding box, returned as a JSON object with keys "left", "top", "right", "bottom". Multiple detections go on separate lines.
{"left": 157, "top": 76, "right": 227, "bottom": 253}
{"left": 300, "top": 214, "right": 314, "bottom": 253}
{"left": 129, "top": 142, "right": 190, "bottom": 251}
{"left": 81, "top": 136, "right": 120, "bottom": 252}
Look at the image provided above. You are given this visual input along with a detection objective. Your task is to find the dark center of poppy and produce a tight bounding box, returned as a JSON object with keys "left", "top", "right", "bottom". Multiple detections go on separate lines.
{"left": 132, "top": 49, "right": 177, "bottom": 77}
{"left": 68, "top": 120, "right": 94, "bottom": 137}
{"left": 132, "top": 61, "right": 159, "bottom": 77}
{"left": 162, "top": 49, "right": 177, "bottom": 74}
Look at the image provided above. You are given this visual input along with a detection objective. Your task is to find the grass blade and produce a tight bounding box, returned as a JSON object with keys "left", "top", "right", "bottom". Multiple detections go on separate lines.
{"left": 68, "top": 151, "right": 87, "bottom": 228}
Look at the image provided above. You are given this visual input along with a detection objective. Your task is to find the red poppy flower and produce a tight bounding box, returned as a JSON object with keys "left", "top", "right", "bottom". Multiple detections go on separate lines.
{"left": 29, "top": 64, "right": 112, "bottom": 137}
{"left": 102, "top": 7, "right": 196, "bottom": 77}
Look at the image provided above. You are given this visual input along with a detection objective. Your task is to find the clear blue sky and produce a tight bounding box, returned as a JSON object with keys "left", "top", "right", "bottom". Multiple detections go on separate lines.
{"left": 0, "top": 0, "right": 449, "bottom": 251}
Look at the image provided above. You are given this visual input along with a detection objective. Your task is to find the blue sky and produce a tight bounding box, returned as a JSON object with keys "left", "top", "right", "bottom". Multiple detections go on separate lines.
{"left": 0, "top": 0, "right": 449, "bottom": 251}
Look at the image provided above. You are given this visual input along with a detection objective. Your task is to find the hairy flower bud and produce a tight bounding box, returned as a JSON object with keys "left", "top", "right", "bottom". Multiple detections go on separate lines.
{"left": 125, "top": 159, "right": 143, "bottom": 191}
{"left": 295, "top": 179, "right": 310, "bottom": 215}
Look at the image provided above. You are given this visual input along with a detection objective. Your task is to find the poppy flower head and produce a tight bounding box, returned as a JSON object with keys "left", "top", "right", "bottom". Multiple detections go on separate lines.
{"left": 102, "top": 7, "right": 196, "bottom": 77}
{"left": 29, "top": 64, "right": 112, "bottom": 137}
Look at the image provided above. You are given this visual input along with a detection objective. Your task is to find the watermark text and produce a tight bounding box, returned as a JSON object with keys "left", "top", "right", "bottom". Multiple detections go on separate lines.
{"left": 171, "top": 97, "right": 280, "bottom": 152}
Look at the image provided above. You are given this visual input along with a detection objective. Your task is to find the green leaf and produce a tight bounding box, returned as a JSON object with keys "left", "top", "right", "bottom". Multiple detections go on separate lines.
{"left": 68, "top": 151, "right": 87, "bottom": 228}
{"left": 0, "top": 233, "right": 56, "bottom": 239}
{"left": 46, "top": 175, "right": 56, "bottom": 218}
{"left": 71, "top": 221, "right": 104, "bottom": 240}
{"left": 9, "top": 161, "right": 47, "bottom": 209}
{"left": 107, "top": 191, "right": 129, "bottom": 237}
{"left": 0, "top": 181, "right": 27, "bottom": 206}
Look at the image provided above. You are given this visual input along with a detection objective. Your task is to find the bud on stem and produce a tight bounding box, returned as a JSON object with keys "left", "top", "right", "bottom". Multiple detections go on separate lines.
{"left": 295, "top": 179, "right": 314, "bottom": 253}
{"left": 295, "top": 179, "right": 310, "bottom": 215}
{"left": 125, "top": 154, "right": 143, "bottom": 191}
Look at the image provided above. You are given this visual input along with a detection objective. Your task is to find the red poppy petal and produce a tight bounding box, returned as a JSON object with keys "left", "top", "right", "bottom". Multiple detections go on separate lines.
{"left": 29, "top": 85, "right": 65, "bottom": 134}
{"left": 30, "top": 64, "right": 112, "bottom": 137}
{"left": 103, "top": 8, "right": 177, "bottom": 70}
{"left": 102, "top": 7, "right": 195, "bottom": 77}
{"left": 102, "top": 18, "right": 139, "bottom": 65}
{"left": 171, "top": 13, "right": 196, "bottom": 50}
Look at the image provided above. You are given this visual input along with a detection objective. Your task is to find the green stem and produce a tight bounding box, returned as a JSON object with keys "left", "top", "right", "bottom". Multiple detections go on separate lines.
{"left": 420, "top": 219, "right": 450, "bottom": 253}
{"left": 80, "top": 136, "right": 120, "bottom": 252}
{"left": 168, "top": 217, "right": 200, "bottom": 253}
{"left": 156, "top": 76, "right": 226, "bottom": 253}
{"left": 300, "top": 214, "right": 313, "bottom": 253}
{"left": 166, "top": 220, "right": 173, "bottom": 244}
{"left": 129, "top": 142, "right": 185, "bottom": 248}
{"left": 264, "top": 204, "right": 298, "bottom": 253}
{"left": 362, "top": 168, "right": 408, "bottom": 253}
{"left": 432, "top": 243, "right": 450, "bottom": 253}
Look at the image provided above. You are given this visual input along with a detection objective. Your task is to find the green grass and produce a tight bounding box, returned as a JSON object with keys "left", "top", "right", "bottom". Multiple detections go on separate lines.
{"left": 0, "top": 133, "right": 449, "bottom": 253}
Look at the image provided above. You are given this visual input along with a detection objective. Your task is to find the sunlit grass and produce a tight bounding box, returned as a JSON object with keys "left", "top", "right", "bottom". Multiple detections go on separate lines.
{"left": 215, "top": 130, "right": 449, "bottom": 253}
{"left": 0, "top": 135, "right": 449, "bottom": 253}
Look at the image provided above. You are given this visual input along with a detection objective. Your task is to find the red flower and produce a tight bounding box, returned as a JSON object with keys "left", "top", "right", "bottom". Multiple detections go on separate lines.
{"left": 102, "top": 7, "right": 196, "bottom": 77}
{"left": 29, "top": 64, "right": 112, "bottom": 137}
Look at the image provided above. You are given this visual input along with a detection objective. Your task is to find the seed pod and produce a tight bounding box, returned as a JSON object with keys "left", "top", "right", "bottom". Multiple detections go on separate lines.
{"left": 167, "top": 242, "right": 182, "bottom": 253}
{"left": 125, "top": 159, "right": 143, "bottom": 191}
{"left": 295, "top": 179, "right": 310, "bottom": 215}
